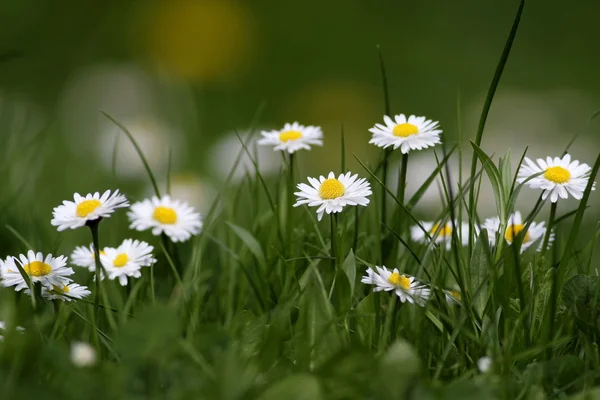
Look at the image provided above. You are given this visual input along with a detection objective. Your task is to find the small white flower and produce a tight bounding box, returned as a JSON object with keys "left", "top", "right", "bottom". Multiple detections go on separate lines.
{"left": 257, "top": 122, "right": 323, "bottom": 154}
{"left": 0, "top": 251, "right": 73, "bottom": 291}
{"left": 42, "top": 282, "right": 91, "bottom": 301}
{"left": 368, "top": 114, "right": 442, "bottom": 153}
{"left": 128, "top": 195, "right": 202, "bottom": 243}
{"left": 444, "top": 289, "right": 462, "bottom": 306}
{"left": 477, "top": 356, "right": 492, "bottom": 373}
{"left": 410, "top": 221, "right": 473, "bottom": 250}
{"left": 71, "top": 341, "right": 97, "bottom": 367}
{"left": 517, "top": 154, "right": 595, "bottom": 202}
{"left": 294, "top": 171, "right": 372, "bottom": 221}
{"left": 70, "top": 244, "right": 114, "bottom": 272}
{"left": 360, "top": 266, "right": 430, "bottom": 306}
{"left": 482, "top": 211, "right": 553, "bottom": 252}
{"left": 100, "top": 239, "right": 156, "bottom": 286}
{"left": 51, "top": 190, "right": 130, "bottom": 231}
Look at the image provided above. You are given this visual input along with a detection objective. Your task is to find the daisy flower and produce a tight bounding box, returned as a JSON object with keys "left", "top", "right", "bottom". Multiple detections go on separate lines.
{"left": 294, "top": 171, "right": 372, "bottom": 221}
{"left": 70, "top": 244, "right": 113, "bottom": 272}
{"left": 42, "top": 282, "right": 91, "bottom": 301}
{"left": 100, "top": 239, "right": 156, "bottom": 286}
{"left": 410, "top": 220, "right": 473, "bottom": 250}
{"left": 368, "top": 114, "right": 442, "bottom": 153}
{"left": 257, "top": 122, "right": 323, "bottom": 154}
{"left": 517, "top": 154, "right": 595, "bottom": 202}
{"left": 51, "top": 190, "right": 129, "bottom": 231}
{"left": 481, "top": 211, "right": 553, "bottom": 252}
{"left": 0, "top": 251, "right": 73, "bottom": 291}
{"left": 360, "top": 266, "right": 430, "bottom": 306}
{"left": 128, "top": 195, "right": 202, "bottom": 242}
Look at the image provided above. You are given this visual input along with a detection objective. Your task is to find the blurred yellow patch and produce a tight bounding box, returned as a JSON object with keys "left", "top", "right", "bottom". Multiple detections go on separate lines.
{"left": 143, "top": 0, "right": 254, "bottom": 82}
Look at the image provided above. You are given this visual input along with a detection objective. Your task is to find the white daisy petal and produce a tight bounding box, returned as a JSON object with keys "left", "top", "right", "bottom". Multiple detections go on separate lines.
{"left": 517, "top": 154, "right": 594, "bottom": 203}
{"left": 369, "top": 114, "right": 442, "bottom": 153}
{"left": 99, "top": 239, "right": 156, "bottom": 286}
{"left": 482, "top": 211, "right": 554, "bottom": 253}
{"left": 128, "top": 195, "right": 202, "bottom": 243}
{"left": 257, "top": 122, "right": 323, "bottom": 154}
{"left": 410, "top": 220, "right": 474, "bottom": 249}
{"left": 51, "top": 190, "right": 129, "bottom": 231}
{"left": 294, "top": 171, "right": 371, "bottom": 220}
{"left": 42, "top": 282, "right": 91, "bottom": 301}
{"left": 1, "top": 251, "right": 74, "bottom": 291}
{"left": 361, "top": 266, "right": 429, "bottom": 307}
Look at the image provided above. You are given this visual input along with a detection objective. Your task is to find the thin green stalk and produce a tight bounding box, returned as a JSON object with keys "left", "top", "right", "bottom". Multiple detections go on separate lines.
{"left": 396, "top": 153, "right": 409, "bottom": 233}
{"left": 160, "top": 235, "right": 183, "bottom": 286}
{"left": 468, "top": 0, "right": 525, "bottom": 254}
{"left": 541, "top": 202, "right": 557, "bottom": 261}
{"left": 379, "top": 294, "right": 397, "bottom": 350}
{"left": 287, "top": 153, "right": 295, "bottom": 254}
{"left": 88, "top": 220, "right": 102, "bottom": 350}
{"left": 330, "top": 214, "right": 337, "bottom": 269}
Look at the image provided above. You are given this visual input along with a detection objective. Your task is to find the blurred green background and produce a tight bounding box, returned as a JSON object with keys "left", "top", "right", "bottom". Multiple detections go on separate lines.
{"left": 0, "top": 0, "right": 598, "bottom": 237}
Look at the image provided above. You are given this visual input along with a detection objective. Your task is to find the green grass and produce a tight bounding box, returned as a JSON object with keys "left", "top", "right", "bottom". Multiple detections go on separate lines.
{"left": 1, "top": 1, "right": 600, "bottom": 398}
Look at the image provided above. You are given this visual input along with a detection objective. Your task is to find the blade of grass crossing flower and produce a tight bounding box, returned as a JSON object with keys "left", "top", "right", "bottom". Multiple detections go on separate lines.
{"left": 406, "top": 145, "right": 456, "bottom": 209}
{"left": 100, "top": 111, "right": 161, "bottom": 197}
{"left": 468, "top": 0, "right": 525, "bottom": 253}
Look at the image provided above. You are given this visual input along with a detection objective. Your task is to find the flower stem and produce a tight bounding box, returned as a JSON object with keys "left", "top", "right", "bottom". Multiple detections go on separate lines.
{"left": 541, "top": 202, "right": 557, "bottom": 261}
{"left": 330, "top": 213, "right": 337, "bottom": 269}
{"left": 88, "top": 220, "right": 102, "bottom": 350}
{"left": 287, "top": 153, "right": 295, "bottom": 256}
{"left": 379, "top": 294, "right": 397, "bottom": 350}
{"left": 396, "top": 153, "right": 409, "bottom": 232}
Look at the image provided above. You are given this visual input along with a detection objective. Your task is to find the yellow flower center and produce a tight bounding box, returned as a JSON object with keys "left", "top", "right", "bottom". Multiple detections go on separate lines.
{"left": 504, "top": 224, "right": 530, "bottom": 243}
{"left": 387, "top": 272, "right": 411, "bottom": 290}
{"left": 392, "top": 123, "right": 419, "bottom": 137}
{"left": 153, "top": 206, "right": 178, "bottom": 224}
{"left": 53, "top": 285, "right": 69, "bottom": 293}
{"left": 450, "top": 290, "right": 461, "bottom": 301}
{"left": 431, "top": 223, "right": 452, "bottom": 237}
{"left": 24, "top": 261, "right": 52, "bottom": 277}
{"left": 279, "top": 130, "right": 303, "bottom": 142}
{"left": 544, "top": 166, "right": 571, "bottom": 184}
{"left": 319, "top": 178, "right": 345, "bottom": 199}
{"left": 113, "top": 253, "right": 129, "bottom": 268}
{"left": 76, "top": 199, "right": 102, "bottom": 218}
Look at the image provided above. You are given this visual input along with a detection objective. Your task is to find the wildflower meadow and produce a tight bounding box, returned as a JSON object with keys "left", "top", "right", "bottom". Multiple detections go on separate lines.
{"left": 1, "top": 1, "right": 600, "bottom": 399}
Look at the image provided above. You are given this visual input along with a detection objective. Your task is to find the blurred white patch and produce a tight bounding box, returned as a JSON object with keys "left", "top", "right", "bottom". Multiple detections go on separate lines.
{"left": 70, "top": 341, "right": 97, "bottom": 367}
{"left": 59, "top": 63, "right": 196, "bottom": 167}
{"left": 207, "top": 130, "right": 280, "bottom": 182}
{"left": 477, "top": 356, "right": 492, "bottom": 373}
{"left": 98, "top": 116, "right": 181, "bottom": 179}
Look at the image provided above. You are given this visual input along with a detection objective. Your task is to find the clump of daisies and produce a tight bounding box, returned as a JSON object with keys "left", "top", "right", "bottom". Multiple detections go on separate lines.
{"left": 361, "top": 266, "right": 430, "bottom": 306}
{"left": 294, "top": 171, "right": 372, "bottom": 221}
{"left": 369, "top": 114, "right": 442, "bottom": 153}
{"left": 518, "top": 154, "right": 595, "bottom": 202}
{"left": 482, "top": 211, "right": 553, "bottom": 253}
{"left": 258, "top": 122, "right": 323, "bottom": 154}
{"left": 100, "top": 239, "right": 156, "bottom": 286}
{"left": 70, "top": 244, "right": 114, "bottom": 272}
{"left": 410, "top": 220, "right": 472, "bottom": 250}
{"left": 128, "top": 195, "right": 202, "bottom": 242}
{"left": 51, "top": 190, "right": 129, "bottom": 231}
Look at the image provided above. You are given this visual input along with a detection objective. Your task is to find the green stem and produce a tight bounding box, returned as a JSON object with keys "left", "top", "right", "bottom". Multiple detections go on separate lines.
{"left": 287, "top": 153, "right": 295, "bottom": 255}
{"left": 541, "top": 202, "right": 557, "bottom": 261}
{"left": 379, "top": 294, "right": 397, "bottom": 350}
{"left": 330, "top": 214, "right": 337, "bottom": 269}
{"left": 88, "top": 220, "right": 102, "bottom": 350}
{"left": 396, "top": 153, "right": 409, "bottom": 232}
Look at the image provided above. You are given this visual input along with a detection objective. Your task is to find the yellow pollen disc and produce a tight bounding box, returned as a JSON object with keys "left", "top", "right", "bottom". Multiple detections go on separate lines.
{"left": 450, "top": 290, "right": 461, "bottom": 301}
{"left": 53, "top": 285, "right": 69, "bottom": 293}
{"left": 505, "top": 224, "right": 530, "bottom": 243}
{"left": 544, "top": 166, "right": 571, "bottom": 184}
{"left": 387, "top": 272, "right": 411, "bottom": 290}
{"left": 153, "top": 206, "right": 178, "bottom": 224}
{"left": 319, "top": 178, "right": 345, "bottom": 199}
{"left": 279, "top": 130, "right": 303, "bottom": 142}
{"left": 24, "top": 261, "right": 52, "bottom": 277}
{"left": 113, "top": 253, "right": 129, "bottom": 268}
{"left": 431, "top": 223, "right": 452, "bottom": 237}
{"left": 392, "top": 123, "right": 419, "bottom": 138}
{"left": 76, "top": 199, "right": 102, "bottom": 218}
